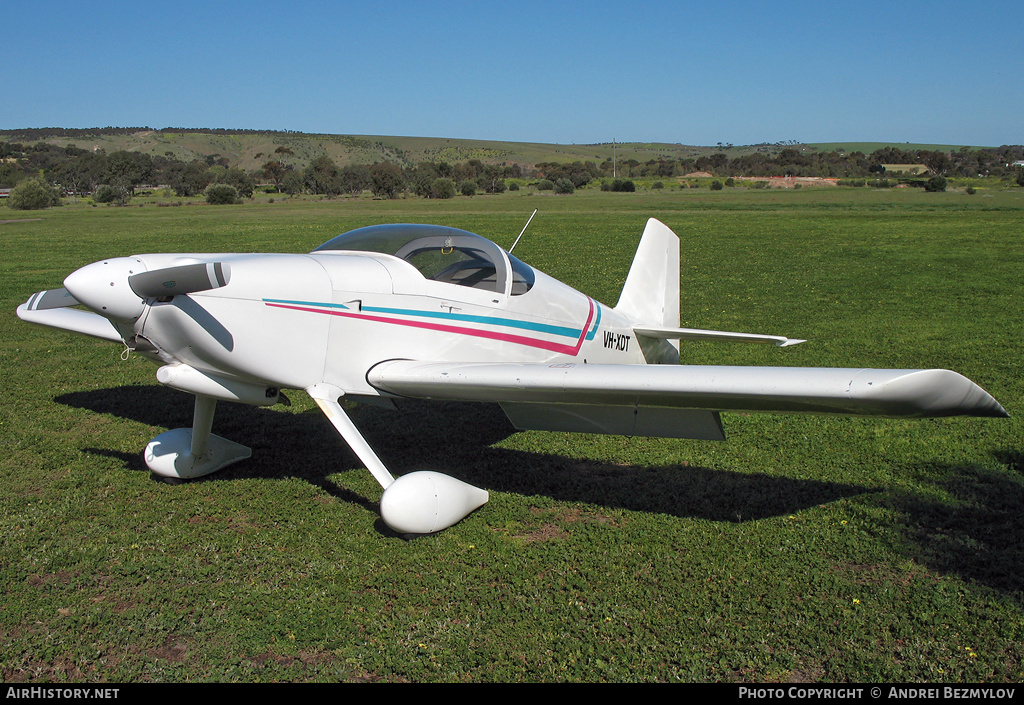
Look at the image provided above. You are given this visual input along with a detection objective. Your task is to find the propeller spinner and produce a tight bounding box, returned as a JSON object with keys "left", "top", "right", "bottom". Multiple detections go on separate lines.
{"left": 63, "top": 257, "right": 148, "bottom": 321}
{"left": 60, "top": 258, "right": 232, "bottom": 322}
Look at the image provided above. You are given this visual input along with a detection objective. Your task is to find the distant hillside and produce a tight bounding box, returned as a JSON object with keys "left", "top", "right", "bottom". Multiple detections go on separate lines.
{"left": 0, "top": 127, "right": 815, "bottom": 171}
{"left": 808, "top": 142, "right": 999, "bottom": 154}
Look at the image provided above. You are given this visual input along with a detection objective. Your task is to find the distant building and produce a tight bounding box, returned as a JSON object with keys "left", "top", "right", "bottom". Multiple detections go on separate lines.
{"left": 881, "top": 164, "right": 930, "bottom": 175}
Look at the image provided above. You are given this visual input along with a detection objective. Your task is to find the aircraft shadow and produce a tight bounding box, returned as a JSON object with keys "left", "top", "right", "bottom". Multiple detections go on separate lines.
{"left": 57, "top": 386, "right": 1024, "bottom": 596}
{"left": 56, "top": 385, "right": 868, "bottom": 525}
{"left": 881, "top": 451, "right": 1024, "bottom": 596}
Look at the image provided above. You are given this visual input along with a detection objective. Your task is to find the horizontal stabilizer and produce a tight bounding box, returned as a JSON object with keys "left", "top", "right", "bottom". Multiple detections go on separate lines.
{"left": 16, "top": 303, "right": 123, "bottom": 342}
{"left": 367, "top": 360, "right": 1008, "bottom": 420}
{"left": 635, "top": 325, "right": 805, "bottom": 347}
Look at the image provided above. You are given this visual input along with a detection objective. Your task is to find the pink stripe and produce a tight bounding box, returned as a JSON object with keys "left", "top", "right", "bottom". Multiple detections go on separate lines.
{"left": 267, "top": 299, "right": 595, "bottom": 356}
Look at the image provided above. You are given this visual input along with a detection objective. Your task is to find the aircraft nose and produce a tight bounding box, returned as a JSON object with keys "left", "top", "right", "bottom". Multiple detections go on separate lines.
{"left": 63, "top": 257, "right": 148, "bottom": 321}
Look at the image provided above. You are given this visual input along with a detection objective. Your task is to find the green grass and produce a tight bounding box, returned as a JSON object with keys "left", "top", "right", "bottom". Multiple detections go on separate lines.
{"left": 2, "top": 186, "right": 1023, "bottom": 682}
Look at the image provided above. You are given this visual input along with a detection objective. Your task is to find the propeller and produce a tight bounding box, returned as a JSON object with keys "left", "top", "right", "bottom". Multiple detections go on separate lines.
{"left": 128, "top": 262, "right": 230, "bottom": 298}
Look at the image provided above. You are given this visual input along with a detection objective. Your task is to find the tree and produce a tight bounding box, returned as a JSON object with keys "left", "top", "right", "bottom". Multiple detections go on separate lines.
{"left": 168, "top": 160, "right": 213, "bottom": 197}
{"left": 340, "top": 165, "right": 370, "bottom": 195}
{"left": 7, "top": 177, "right": 61, "bottom": 210}
{"left": 104, "top": 150, "right": 154, "bottom": 194}
{"left": 407, "top": 162, "right": 440, "bottom": 197}
{"left": 369, "top": 162, "right": 405, "bottom": 199}
{"left": 281, "top": 170, "right": 305, "bottom": 196}
{"left": 303, "top": 155, "right": 342, "bottom": 196}
{"left": 478, "top": 164, "right": 507, "bottom": 193}
{"left": 261, "top": 160, "right": 288, "bottom": 191}
{"left": 49, "top": 151, "right": 104, "bottom": 195}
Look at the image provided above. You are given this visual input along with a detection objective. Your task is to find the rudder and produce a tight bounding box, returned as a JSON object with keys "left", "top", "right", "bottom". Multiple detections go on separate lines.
{"left": 614, "top": 218, "right": 681, "bottom": 364}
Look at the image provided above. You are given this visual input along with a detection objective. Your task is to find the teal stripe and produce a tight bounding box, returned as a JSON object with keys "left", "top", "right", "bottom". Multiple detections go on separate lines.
{"left": 263, "top": 298, "right": 589, "bottom": 340}
{"left": 364, "top": 305, "right": 580, "bottom": 338}
{"left": 263, "top": 298, "right": 350, "bottom": 310}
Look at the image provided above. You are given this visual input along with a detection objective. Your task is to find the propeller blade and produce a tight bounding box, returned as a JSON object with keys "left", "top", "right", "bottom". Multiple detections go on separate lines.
{"left": 25, "top": 288, "right": 81, "bottom": 311}
{"left": 128, "top": 262, "right": 230, "bottom": 298}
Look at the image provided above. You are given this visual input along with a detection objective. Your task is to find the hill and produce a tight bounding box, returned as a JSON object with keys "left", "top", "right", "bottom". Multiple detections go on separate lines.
{"left": 807, "top": 142, "right": 999, "bottom": 154}
{"left": 0, "top": 127, "right": 843, "bottom": 171}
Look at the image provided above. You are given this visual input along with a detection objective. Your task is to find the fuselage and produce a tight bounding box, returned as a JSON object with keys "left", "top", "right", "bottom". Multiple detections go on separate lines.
{"left": 115, "top": 227, "right": 646, "bottom": 399}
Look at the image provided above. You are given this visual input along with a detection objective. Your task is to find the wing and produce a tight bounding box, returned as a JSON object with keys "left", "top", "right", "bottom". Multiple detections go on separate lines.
{"left": 366, "top": 361, "right": 1008, "bottom": 440}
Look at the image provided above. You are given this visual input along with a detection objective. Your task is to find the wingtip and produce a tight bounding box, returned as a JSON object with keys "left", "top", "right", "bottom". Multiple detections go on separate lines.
{"left": 879, "top": 369, "right": 1010, "bottom": 419}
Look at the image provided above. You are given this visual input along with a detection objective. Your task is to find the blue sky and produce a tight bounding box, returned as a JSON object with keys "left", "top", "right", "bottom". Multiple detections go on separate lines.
{"left": 4, "top": 0, "right": 1021, "bottom": 147}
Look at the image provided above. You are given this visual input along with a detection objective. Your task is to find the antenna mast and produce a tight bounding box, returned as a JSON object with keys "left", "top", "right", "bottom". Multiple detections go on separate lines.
{"left": 509, "top": 209, "right": 537, "bottom": 253}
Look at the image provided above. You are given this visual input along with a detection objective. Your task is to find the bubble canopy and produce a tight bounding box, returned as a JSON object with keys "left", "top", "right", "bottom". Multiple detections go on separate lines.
{"left": 313, "top": 223, "right": 535, "bottom": 295}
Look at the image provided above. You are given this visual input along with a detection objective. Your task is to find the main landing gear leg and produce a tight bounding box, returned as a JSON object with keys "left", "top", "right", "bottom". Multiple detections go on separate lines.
{"left": 307, "top": 384, "right": 489, "bottom": 534}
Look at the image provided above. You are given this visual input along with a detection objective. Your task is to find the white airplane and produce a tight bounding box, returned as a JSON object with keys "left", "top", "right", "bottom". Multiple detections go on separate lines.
{"left": 17, "top": 217, "right": 1008, "bottom": 534}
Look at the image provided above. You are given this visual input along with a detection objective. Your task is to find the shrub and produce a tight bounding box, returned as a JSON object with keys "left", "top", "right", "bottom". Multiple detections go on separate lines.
{"left": 459, "top": 180, "right": 476, "bottom": 197}
{"left": 553, "top": 178, "right": 575, "bottom": 194}
{"left": 430, "top": 178, "right": 456, "bottom": 199}
{"left": 966, "top": 187, "right": 977, "bottom": 195}
{"left": 93, "top": 184, "right": 130, "bottom": 205}
{"left": 924, "top": 176, "right": 947, "bottom": 192}
{"left": 217, "top": 167, "right": 255, "bottom": 198}
{"left": 610, "top": 179, "right": 635, "bottom": 192}
{"left": 653, "top": 181, "right": 664, "bottom": 190}
{"left": 725, "top": 178, "right": 735, "bottom": 187}
{"left": 537, "top": 179, "right": 554, "bottom": 191}
{"left": 205, "top": 183, "right": 239, "bottom": 204}
{"left": 8, "top": 178, "right": 61, "bottom": 210}
{"left": 710, "top": 180, "right": 723, "bottom": 191}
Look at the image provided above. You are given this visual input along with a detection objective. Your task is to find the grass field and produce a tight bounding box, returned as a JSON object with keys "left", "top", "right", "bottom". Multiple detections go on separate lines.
{"left": 2, "top": 186, "right": 1023, "bottom": 682}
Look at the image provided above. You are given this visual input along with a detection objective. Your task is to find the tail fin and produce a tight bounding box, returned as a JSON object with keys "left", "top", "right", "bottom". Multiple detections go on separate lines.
{"left": 614, "top": 218, "right": 681, "bottom": 364}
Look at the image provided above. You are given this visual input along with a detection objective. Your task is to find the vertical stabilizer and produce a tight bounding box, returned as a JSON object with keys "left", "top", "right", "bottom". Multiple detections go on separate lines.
{"left": 614, "top": 218, "right": 681, "bottom": 363}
